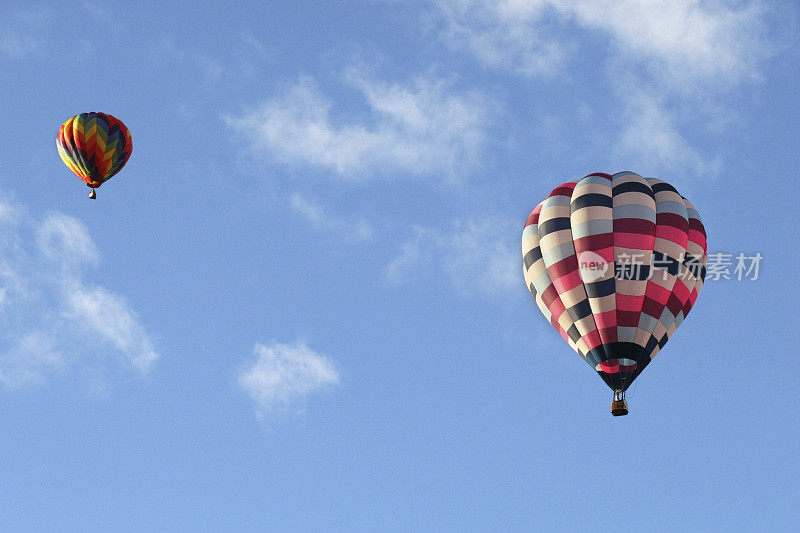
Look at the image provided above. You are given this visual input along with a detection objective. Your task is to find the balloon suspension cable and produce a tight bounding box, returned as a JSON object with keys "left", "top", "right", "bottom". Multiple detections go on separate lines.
{"left": 89, "top": 189, "right": 96, "bottom": 199}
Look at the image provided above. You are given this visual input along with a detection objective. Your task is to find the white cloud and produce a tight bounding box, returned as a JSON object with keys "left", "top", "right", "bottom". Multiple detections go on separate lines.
{"left": 565, "top": 1, "right": 766, "bottom": 86}
{"left": 0, "top": 194, "right": 159, "bottom": 387}
{"left": 0, "top": 333, "right": 63, "bottom": 389}
{"left": 225, "top": 72, "right": 492, "bottom": 183}
{"left": 239, "top": 342, "right": 340, "bottom": 417}
{"left": 385, "top": 217, "right": 520, "bottom": 296}
{"left": 436, "top": 0, "right": 569, "bottom": 76}
{"left": 613, "top": 82, "right": 721, "bottom": 177}
{"left": 435, "top": 0, "right": 768, "bottom": 87}
{"left": 384, "top": 226, "right": 433, "bottom": 285}
{"left": 431, "top": 0, "right": 770, "bottom": 177}
{"left": 36, "top": 213, "right": 99, "bottom": 267}
{"left": 289, "top": 192, "right": 373, "bottom": 242}
{"left": 63, "top": 283, "right": 159, "bottom": 373}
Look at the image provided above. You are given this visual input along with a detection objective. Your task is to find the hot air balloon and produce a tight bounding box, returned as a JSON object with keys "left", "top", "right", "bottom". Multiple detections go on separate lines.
{"left": 522, "top": 172, "right": 707, "bottom": 416}
{"left": 56, "top": 112, "right": 132, "bottom": 199}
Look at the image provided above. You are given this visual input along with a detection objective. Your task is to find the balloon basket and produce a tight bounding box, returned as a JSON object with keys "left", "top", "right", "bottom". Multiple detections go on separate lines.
{"left": 611, "top": 399, "right": 629, "bottom": 417}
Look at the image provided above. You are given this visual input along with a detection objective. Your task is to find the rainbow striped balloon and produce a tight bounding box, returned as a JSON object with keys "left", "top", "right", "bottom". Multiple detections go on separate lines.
{"left": 56, "top": 112, "right": 132, "bottom": 197}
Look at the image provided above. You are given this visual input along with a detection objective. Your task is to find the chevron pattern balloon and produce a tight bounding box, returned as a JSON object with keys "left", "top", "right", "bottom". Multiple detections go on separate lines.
{"left": 522, "top": 172, "right": 707, "bottom": 394}
{"left": 56, "top": 112, "right": 132, "bottom": 195}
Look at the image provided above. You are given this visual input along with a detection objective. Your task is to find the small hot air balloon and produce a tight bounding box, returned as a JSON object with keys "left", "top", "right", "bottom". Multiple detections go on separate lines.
{"left": 522, "top": 172, "right": 707, "bottom": 416}
{"left": 56, "top": 112, "right": 132, "bottom": 199}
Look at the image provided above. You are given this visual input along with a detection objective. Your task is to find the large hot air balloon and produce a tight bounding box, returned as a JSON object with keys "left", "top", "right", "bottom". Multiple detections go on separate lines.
{"left": 522, "top": 172, "right": 707, "bottom": 416}
{"left": 56, "top": 112, "right": 132, "bottom": 199}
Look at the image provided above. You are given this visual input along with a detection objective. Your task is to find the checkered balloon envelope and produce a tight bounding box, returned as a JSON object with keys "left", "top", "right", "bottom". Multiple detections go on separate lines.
{"left": 522, "top": 172, "right": 707, "bottom": 415}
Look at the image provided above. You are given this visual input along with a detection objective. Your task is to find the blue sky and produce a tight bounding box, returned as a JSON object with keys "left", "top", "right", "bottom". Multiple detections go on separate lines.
{"left": 0, "top": 1, "right": 798, "bottom": 530}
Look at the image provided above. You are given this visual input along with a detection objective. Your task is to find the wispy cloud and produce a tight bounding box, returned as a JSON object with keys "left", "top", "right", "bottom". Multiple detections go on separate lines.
{"left": 289, "top": 192, "right": 373, "bottom": 242}
{"left": 36, "top": 213, "right": 99, "bottom": 267}
{"left": 567, "top": 1, "right": 767, "bottom": 87}
{"left": 613, "top": 82, "right": 721, "bottom": 176}
{"left": 431, "top": 0, "right": 771, "bottom": 177}
{"left": 385, "top": 216, "right": 520, "bottom": 296}
{"left": 0, "top": 9, "right": 49, "bottom": 59}
{"left": 241, "top": 32, "right": 270, "bottom": 58}
{"left": 225, "top": 72, "right": 493, "bottom": 183}
{"left": 63, "top": 283, "right": 159, "bottom": 373}
{"left": 436, "top": 0, "right": 570, "bottom": 76}
{"left": 435, "top": 0, "right": 768, "bottom": 87}
{"left": 239, "top": 342, "right": 340, "bottom": 417}
{"left": 149, "top": 38, "right": 228, "bottom": 84}
{"left": 0, "top": 333, "right": 63, "bottom": 389}
{"left": 0, "top": 192, "right": 159, "bottom": 388}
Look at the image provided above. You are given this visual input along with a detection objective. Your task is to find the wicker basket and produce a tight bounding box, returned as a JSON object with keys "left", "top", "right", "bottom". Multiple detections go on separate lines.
{"left": 611, "top": 399, "right": 629, "bottom": 417}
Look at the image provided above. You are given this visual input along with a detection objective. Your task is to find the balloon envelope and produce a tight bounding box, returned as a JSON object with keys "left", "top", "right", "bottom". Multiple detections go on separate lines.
{"left": 522, "top": 172, "right": 707, "bottom": 392}
{"left": 56, "top": 112, "right": 132, "bottom": 189}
